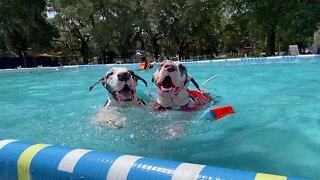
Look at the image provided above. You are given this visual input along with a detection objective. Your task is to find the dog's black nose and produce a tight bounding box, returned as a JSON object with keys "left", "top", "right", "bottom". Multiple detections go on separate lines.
{"left": 118, "top": 72, "right": 131, "bottom": 82}
{"left": 164, "top": 64, "right": 176, "bottom": 72}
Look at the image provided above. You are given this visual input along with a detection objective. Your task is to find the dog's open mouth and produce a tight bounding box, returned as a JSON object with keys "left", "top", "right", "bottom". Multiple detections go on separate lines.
{"left": 113, "top": 84, "right": 134, "bottom": 102}
{"left": 158, "top": 76, "right": 175, "bottom": 91}
{"left": 157, "top": 76, "right": 180, "bottom": 95}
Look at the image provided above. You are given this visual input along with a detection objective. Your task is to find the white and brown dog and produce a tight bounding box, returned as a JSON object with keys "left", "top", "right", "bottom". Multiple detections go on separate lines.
{"left": 90, "top": 67, "right": 147, "bottom": 127}
{"left": 151, "top": 60, "right": 205, "bottom": 111}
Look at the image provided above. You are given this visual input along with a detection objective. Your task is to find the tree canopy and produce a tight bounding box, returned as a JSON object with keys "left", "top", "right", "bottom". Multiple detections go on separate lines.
{"left": 0, "top": 0, "right": 319, "bottom": 63}
{"left": 0, "top": 0, "right": 58, "bottom": 57}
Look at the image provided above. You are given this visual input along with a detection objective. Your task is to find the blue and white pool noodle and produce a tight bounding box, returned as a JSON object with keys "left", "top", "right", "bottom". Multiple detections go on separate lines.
{"left": 0, "top": 138, "right": 308, "bottom": 180}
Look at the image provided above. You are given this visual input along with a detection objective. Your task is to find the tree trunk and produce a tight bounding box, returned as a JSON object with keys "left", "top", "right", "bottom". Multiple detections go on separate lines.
{"left": 140, "top": 38, "right": 145, "bottom": 51}
{"left": 81, "top": 50, "right": 89, "bottom": 64}
{"left": 178, "top": 50, "right": 183, "bottom": 60}
{"left": 106, "top": 51, "right": 115, "bottom": 64}
{"left": 152, "top": 37, "right": 160, "bottom": 60}
{"left": 178, "top": 42, "right": 184, "bottom": 60}
{"left": 80, "top": 40, "right": 89, "bottom": 64}
{"left": 266, "top": 29, "right": 276, "bottom": 56}
{"left": 178, "top": 42, "right": 188, "bottom": 60}
{"left": 100, "top": 49, "right": 106, "bottom": 64}
{"left": 154, "top": 48, "right": 159, "bottom": 61}
{"left": 177, "top": 39, "right": 195, "bottom": 60}
{"left": 17, "top": 51, "right": 27, "bottom": 68}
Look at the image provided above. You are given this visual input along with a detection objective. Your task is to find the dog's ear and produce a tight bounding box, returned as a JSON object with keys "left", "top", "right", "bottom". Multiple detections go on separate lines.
{"left": 129, "top": 70, "right": 148, "bottom": 87}
{"left": 89, "top": 77, "right": 105, "bottom": 91}
{"left": 89, "top": 71, "right": 113, "bottom": 91}
{"left": 178, "top": 63, "right": 189, "bottom": 86}
{"left": 178, "top": 63, "right": 202, "bottom": 91}
{"left": 183, "top": 75, "right": 201, "bottom": 91}
{"left": 135, "top": 74, "right": 148, "bottom": 87}
{"left": 178, "top": 63, "right": 187, "bottom": 76}
{"left": 191, "top": 77, "right": 201, "bottom": 91}
{"left": 151, "top": 75, "right": 155, "bottom": 83}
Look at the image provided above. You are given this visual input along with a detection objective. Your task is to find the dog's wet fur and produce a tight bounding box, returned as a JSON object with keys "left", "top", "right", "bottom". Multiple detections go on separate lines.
{"left": 152, "top": 60, "right": 201, "bottom": 110}
{"left": 89, "top": 67, "right": 147, "bottom": 128}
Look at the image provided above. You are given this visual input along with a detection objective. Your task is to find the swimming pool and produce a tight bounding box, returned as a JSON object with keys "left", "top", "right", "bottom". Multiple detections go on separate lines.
{"left": 0, "top": 55, "right": 319, "bottom": 179}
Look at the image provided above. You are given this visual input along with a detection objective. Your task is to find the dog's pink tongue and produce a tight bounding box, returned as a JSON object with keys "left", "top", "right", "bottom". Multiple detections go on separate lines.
{"left": 158, "top": 87, "right": 174, "bottom": 97}
{"left": 120, "top": 89, "right": 132, "bottom": 99}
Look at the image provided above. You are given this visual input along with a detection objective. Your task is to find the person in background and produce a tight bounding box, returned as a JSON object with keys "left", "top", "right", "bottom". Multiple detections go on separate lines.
{"left": 139, "top": 56, "right": 153, "bottom": 70}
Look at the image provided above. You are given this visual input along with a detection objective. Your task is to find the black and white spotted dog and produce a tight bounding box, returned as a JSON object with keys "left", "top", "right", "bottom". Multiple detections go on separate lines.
{"left": 90, "top": 67, "right": 148, "bottom": 127}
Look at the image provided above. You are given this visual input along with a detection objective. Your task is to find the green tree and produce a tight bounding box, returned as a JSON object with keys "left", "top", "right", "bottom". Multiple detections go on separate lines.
{"left": 48, "top": 0, "right": 95, "bottom": 64}
{"left": 153, "top": 0, "right": 222, "bottom": 59}
{"left": 194, "top": 0, "right": 222, "bottom": 56}
{"left": 219, "top": 0, "right": 251, "bottom": 54}
{"left": 0, "top": 0, "right": 58, "bottom": 57}
{"left": 136, "top": 0, "right": 165, "bottom": 60}
{"left": 89, "top": 0, "right": 116, "bottom": 63}
{"left": 90, "top": 0, "right": 140, "bottom": 63}
{"left": 228, "top": 0, "right": 320, "bottom": 56}
{"left": 110, "top": 0, "right": 137, "bottom": 61}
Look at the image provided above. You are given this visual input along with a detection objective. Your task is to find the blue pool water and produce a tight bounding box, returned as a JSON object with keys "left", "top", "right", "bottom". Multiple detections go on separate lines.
{"left": 0, "top": 58, "right": 320, "bottom": 179}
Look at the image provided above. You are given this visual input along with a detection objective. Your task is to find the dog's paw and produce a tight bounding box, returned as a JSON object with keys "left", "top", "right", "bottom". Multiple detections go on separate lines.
{"left": 93, "top": 108, "right": 125, "bottom": 129}
{"left": 107, "top": 120, "right": 124, "bottom": 129}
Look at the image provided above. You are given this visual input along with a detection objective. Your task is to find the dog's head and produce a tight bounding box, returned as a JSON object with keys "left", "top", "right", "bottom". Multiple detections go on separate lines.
{"left": 90, "top": 67, "right": 147, "bottom": 106}
{"left": 152, "top": 60, "right": 201, "bottom": 107}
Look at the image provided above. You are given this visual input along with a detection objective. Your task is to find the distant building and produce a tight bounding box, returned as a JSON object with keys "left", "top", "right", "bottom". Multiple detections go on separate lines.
{"left": 238, "top": 40, "right": 255, "bottom": 57}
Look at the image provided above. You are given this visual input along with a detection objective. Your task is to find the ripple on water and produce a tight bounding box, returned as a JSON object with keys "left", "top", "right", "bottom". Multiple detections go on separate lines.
{"left": 1, "top": 61, "right": 320, "bottom": 179}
